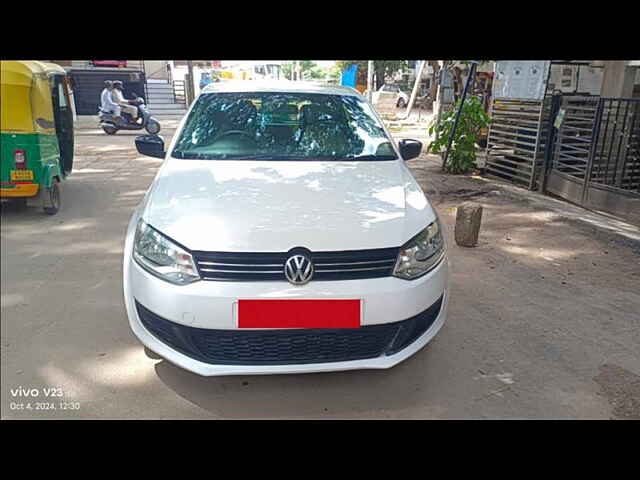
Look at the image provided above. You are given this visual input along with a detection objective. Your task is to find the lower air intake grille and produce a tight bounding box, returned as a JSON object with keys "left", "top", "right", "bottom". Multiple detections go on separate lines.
{"left": 135, "top": 295, "right": 443, "bottom": 365}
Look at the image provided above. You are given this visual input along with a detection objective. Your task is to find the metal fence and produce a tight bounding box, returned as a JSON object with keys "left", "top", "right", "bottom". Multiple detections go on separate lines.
{"left": 590, "top": 98, "right": 640, "bottom": 193}
{"left": 544, "top": 96, "right": 640, "bottom": 225}
{"left": 173, "top": 80, "right": 186, "bottom": 104}
{"left": 484, "top": 97, "right": 553, "bottom": 190}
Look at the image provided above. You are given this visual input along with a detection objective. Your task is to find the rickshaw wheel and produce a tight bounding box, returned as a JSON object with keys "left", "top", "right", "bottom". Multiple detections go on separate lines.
{"left": 43, "top": 182, "right": 60, "bottom": 215}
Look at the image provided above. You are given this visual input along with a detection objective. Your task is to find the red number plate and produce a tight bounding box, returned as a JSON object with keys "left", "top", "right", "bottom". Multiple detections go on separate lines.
{"left": 238, "top": 299, "right": 361, "bottom": 329}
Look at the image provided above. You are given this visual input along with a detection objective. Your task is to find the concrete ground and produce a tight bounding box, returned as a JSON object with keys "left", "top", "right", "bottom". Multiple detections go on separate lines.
{"left": 1, "top": 119, "right": 639, "bottom": 419}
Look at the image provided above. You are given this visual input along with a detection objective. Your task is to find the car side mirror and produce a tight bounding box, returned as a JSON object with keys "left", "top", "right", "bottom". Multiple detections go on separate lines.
{"left": 135, "top": 134, "right": 165, "bottom": 159}
{"left": 398, "top": 139, "right": 422, "bottom": 161}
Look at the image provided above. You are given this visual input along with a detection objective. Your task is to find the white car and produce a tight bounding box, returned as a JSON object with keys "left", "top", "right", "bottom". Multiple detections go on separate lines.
{"left": 124, "top": 81, "right": 450, "bottom": 376}
{"left": 372, "top": 84, "right": 410, "bottom": 108}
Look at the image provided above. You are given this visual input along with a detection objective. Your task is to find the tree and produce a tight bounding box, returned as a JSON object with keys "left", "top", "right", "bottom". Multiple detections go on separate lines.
{"left": 428, "top": 60, "right": 440, "bottom": 101}
{"left": 436, "top": 60, "right": 493, "bottom": 101}
{"left": 336, "top": 61, "right": 409, "bottom": 89}
{"left": 282, "top": 61, "right": 325, "bottom": 80}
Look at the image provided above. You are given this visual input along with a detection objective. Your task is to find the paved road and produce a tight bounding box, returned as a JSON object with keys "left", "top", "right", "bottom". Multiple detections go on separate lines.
{"left": 2, "top": 123, "right": 639, "bottom": 419}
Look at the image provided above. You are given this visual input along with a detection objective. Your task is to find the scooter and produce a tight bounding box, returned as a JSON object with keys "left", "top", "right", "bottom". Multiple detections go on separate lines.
{"left": 98, "top": 96, "right": 161, "bottom": 135}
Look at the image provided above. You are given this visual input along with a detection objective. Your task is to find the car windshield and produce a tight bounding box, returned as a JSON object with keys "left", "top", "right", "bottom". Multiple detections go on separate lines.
{"left": 171, "top": 92, "right": 398, "bottom": 161}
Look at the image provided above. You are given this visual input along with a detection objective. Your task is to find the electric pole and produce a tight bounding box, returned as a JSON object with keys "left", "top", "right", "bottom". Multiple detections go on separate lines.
{"left": 442, "top": 61, "right": 479, "bottom": 172}
{"left": 187, "top": 60, "right": 195, "bottom": 106}
{"left": 400, "top": 60, "right": 427, "bottom": 120}
{"left": 367, "top": 60, "right": 374, "bottom": 102}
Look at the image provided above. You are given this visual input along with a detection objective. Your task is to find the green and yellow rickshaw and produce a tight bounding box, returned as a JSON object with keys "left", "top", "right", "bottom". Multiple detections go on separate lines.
{"left": 1, "top": 60, "right": 74, "bottom": 215}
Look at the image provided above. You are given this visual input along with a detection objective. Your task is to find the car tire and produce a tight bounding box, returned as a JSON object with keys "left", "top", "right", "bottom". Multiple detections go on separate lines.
{"left": 145, "top": 119, "right": 161, "bottom": 135}
{"left": 102, "top": 125, "right": 117, "bottom": 135}
{"left": 397, "top": 98, "right": 406, "bottom": 108}
{"left": 43, "top": 182, "right": 60, "bottom": 215}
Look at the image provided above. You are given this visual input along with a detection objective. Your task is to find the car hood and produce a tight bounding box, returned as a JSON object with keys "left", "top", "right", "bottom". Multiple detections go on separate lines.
{"left": 141, "top": 159, "right": 435, "bottom": 252}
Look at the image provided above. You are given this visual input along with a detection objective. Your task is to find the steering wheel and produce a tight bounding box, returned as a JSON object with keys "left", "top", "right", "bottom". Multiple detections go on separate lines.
{"left": 212, "top": 130, "right": 256, "bottom": 144}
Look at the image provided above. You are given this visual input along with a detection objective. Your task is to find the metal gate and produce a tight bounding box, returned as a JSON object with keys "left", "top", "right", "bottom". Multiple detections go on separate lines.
{"left": 545, "top": 96, "right": 640, "bottom": 225}
{"left": 69, "top": 69, "right": 146, "bottom": 115}
{"left": 485, "top": 97, "right": 553, "bottom": 189}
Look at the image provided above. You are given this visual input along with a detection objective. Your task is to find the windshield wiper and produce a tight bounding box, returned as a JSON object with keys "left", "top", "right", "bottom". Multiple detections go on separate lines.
{"left": 224, "top": 154, "right": 319, "bottom": 161}
{"left": 339, "top": 154, "right": 398, "bottom": 161}
{"left": 171, "top": 151, "right": 216, "bottom": 160}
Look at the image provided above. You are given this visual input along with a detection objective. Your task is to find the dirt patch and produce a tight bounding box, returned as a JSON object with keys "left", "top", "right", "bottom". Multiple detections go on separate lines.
{"left": 593, "top": 364, "right": 640, "bottom": 420}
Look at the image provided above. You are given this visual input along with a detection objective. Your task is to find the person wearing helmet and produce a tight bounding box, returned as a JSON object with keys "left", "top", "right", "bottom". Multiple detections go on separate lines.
{"left": 111, "top": 80, "right": 138, "bottom": 123}
{"left": 100, "top": 80, "right": 120, "bottom": 117}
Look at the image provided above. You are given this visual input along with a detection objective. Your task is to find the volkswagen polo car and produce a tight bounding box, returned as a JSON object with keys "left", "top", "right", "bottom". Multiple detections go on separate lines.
{"left": 124, "top": 81, "right": 450, "bottom": 376}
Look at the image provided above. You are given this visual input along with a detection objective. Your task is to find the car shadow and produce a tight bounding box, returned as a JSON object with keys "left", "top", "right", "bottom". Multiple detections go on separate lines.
{"left": 153, "top": 341, "right": 444, "bottom": 419}
{"left": 0, "top": 200, "right": 47, "bottom": 219}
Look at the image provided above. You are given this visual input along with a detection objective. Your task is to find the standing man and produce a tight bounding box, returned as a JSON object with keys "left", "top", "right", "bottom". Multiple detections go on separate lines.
{"left": 111, "top": 81, "right": 138, "bottom": 123}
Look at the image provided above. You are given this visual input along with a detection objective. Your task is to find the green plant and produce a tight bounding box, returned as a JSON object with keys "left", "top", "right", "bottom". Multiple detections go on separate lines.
{"left": 282, "top": 61, "right": 326, "bottom": 80}
{"left": 427, "top": 96, "right": 491, "bottom": 174}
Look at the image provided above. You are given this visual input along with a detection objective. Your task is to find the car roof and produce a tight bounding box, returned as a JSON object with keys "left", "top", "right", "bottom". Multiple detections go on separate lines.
{"left": 201, "top": 80, "right": 362, "bottom": 97}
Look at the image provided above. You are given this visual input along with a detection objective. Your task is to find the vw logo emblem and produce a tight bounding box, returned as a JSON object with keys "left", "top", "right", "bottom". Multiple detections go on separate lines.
{"left": 284, "top": 254, "right": 314, "bottom": 285}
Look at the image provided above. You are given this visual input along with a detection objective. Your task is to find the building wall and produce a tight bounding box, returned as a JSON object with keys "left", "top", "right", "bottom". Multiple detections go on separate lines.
{"left": 601, "top": 61, "right": 636, "bottom": 98}
{"left": 143, "top": 61, "right": 169, "bottom": 80}
{"left": 49, "top": 60, "right": 144, "bottom": 70}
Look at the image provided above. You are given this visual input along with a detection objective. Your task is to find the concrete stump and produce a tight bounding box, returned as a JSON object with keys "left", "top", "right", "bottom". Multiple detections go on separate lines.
{"left": 455, "top": 202, "right": 483, "bottom": 247}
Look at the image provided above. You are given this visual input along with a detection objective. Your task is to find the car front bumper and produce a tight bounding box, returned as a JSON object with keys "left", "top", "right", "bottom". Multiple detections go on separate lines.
{"left": 123, "top": 221, "right": 450, "bottom": 376}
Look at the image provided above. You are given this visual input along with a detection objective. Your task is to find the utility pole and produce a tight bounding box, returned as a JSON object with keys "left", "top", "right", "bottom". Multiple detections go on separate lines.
{"left": 187, "top": 60, "right": 195, "bottom": 106}
{"left": 367, "top": 60, "right": 374, "bottom": 102}
{"left": 441, "top": 61, "right": 479, "bottom": 172}
{"left": 400, "top": 60, "right": 427, "bottom": 120}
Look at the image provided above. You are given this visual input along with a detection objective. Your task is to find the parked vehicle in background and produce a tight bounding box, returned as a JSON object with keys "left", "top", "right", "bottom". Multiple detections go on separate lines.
{"left": 199, "top": 71, "right": 213, "bottom": 90}
{"left": 125, "top": 81, "right": 450, "bottom": 376}
{"left": 216, "top": 62, "right": 283, "bottom": 82}
{"left": 372, "top": 84, "right": 410, "bottom": 108}
{"left": 0, "top": 61, "right": 74, "bottom": 215}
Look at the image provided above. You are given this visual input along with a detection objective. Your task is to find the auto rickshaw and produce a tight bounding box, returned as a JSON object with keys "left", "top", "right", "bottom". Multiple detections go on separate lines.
{"left": 1, "top": 60, "right": 74, "bottom": 215}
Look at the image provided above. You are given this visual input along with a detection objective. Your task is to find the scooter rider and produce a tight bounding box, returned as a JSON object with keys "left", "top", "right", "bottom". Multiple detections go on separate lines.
{"left": 112, "top": 80, "right": 139, "bottom": 123}
{"left": 100, "top": 80, "right": 120, "bottom": 117}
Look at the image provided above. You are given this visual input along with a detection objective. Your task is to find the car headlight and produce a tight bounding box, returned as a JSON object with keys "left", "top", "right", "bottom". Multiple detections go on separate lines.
{"left": 393, "top": 220, "right": 446, "bottom": 280}
{"left": 133, "top": 220, "right": 200, "bottom": 285}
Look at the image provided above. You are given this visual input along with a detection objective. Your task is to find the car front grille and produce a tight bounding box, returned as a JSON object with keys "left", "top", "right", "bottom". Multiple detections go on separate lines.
{"left": 135, "top": 295, "right": 443, "bottom": 365}
{"left": 191, "top": 248, "right": 400, "bottom": 282}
